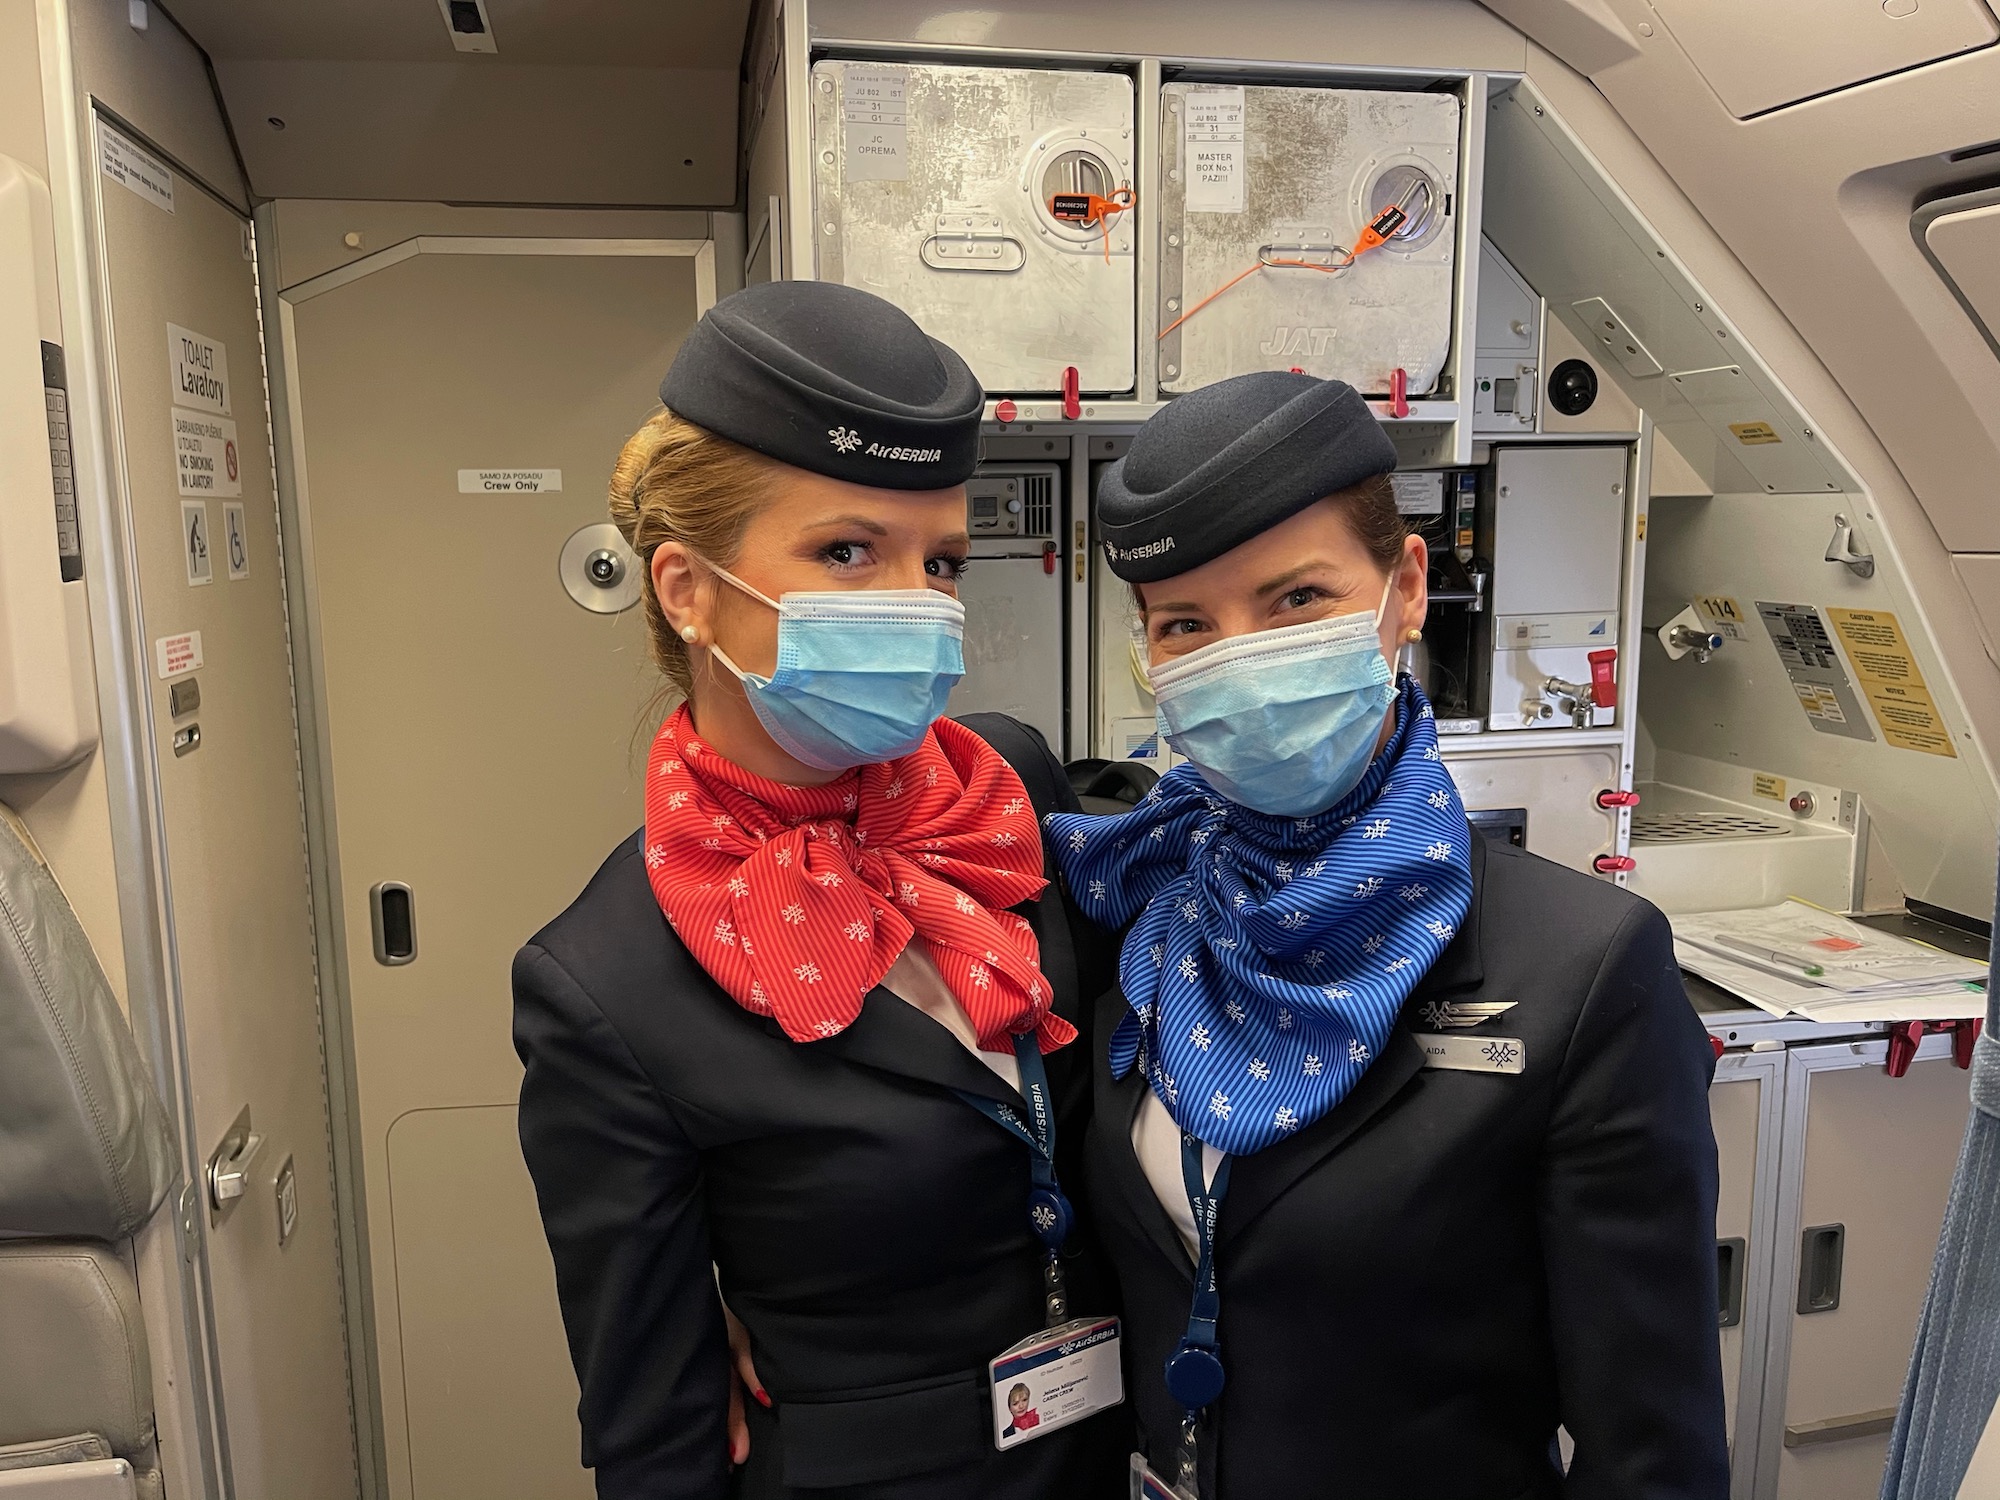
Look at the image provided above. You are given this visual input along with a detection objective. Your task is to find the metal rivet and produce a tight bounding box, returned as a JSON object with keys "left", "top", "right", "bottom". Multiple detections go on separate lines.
{"left": 1534, "top": 105, "right": 1544, "bottom": 116}
{"left": 1638, "top": 20, "right": 1654, "bottom": 36}
{"left": 818, "top": 77, "right": 833, "bottom": 92}
{"left": 1167, "top": 233, "right": 1180, "bottom": 247}
{"left": 1804, "top": 427, "right": 1815, "bottom": 439}
{"left": 823, "top": 222, "right": 835, "bottom": 234}
{"left": 1693, "top": 303, "right": 1704, "bottom": 313}
{"left": 822, "top": 151, "right": 834, "bottom": 164}
{"left": 1167, "top": 298, "right": 1180, "bottom": 311}
{"left": 1165, "top": 364, "right": 1179, "bottom": 377}
{"left": 1169, "top": 169, "right": 1181, "bottom": 182}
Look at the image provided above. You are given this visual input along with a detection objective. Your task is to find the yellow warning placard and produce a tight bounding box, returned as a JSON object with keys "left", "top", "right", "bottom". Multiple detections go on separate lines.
{"left": 1729, "top": 421, "right": 1781, "bottom": 445}
{"left": 1751, "top": 772, "right": 1786, "bottom": 801}
{"left": 1826, "top": 607, "right": 1958, "bottom": 757}
{"left": 1695, "top": 594, "right": 1751, "bottom": 641}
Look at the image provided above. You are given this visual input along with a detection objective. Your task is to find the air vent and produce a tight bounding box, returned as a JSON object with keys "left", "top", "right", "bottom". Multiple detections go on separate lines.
{"left": 1631, "top": 810, "right": 1790, "bottom": 844}
{"left": 1021, "top": 471, "right": 1055, "bottom": 539}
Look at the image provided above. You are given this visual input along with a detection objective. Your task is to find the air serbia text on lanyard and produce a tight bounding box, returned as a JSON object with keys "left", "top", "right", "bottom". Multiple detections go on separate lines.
{"left": 1138, "top": 1132, "right": 1235, "bottom": 1499}
{"left": 956, "top": 1033, "right": 1124, "bottom": 1453}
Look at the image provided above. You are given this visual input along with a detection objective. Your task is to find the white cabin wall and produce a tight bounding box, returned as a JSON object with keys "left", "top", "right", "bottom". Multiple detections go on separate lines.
{"left": 0, "top": 0, "right": 127, "bottom": 1004}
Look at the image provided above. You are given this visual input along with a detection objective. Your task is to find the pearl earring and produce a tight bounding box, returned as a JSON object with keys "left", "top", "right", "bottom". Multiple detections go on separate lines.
{"left": 681, "top": 625, "right": 699, "bottom": 643}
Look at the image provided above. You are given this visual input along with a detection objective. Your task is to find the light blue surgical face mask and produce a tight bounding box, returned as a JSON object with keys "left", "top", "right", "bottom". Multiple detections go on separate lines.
{"left": 705, "top": 563, "right": 966, "bottom": 771}
{"left": 1148, "top": 574, "right": 1398, "bottom": 817}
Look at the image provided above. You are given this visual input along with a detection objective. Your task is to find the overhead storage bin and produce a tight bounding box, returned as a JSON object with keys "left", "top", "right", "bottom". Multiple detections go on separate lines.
{"left": 810, "top": 60, "right": 1137, "bottom": 396}
{"left": 1158, "top": 82, "right": 1460, "bottom": 398}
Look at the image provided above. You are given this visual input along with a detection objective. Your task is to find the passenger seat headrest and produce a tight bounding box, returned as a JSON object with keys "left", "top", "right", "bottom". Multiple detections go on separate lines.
{"left": 0, "top": 806, "right": 177, "bottom": 1239}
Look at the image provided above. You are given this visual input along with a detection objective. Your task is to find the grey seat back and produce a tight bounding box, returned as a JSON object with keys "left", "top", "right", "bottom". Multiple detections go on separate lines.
{"left": 0, "top": 808, "right": 175, "bottom": 1240}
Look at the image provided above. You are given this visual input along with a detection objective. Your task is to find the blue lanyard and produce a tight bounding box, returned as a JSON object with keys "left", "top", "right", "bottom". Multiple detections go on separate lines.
{"left": 1166, "top": 1132, "right": 1233, "bottom": 1413}
{"left": 953, "top": 1034, "right": 1075, "bottom": 1325}
{"left": 1162, "top": 1133, "right": 1233, "bottom": 1497}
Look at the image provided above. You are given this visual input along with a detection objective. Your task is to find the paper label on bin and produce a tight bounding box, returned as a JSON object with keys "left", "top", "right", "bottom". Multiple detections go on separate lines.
{"left": 1183, "top": 87, "right": 1245, "bottom": 214}
{"left": 842, "top": 66, "right": 908, "bottom": 182}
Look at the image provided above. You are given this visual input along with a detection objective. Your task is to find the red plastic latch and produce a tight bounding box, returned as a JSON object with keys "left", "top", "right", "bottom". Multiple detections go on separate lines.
{"left": 1289, "top": 366, "right": 1305, "bottom": 374}
{"left": 1596, "top": 788, "right": 1641, "bottom": 810}
{"left": 1886, "top": 1019, "right": 1926, "bottom": 1078}
{"left": 1709, "top": 1035, "right": 1725, "bottom": 1061}
{"left": 1587, "top": 648, "right": 1618, "bottom": 709}
{"left": 1390, "top": 367, "right": 1410, "bottom": 419}
{"left": 1593, "top": 854, "right": 1636, "bottom": 874}
{"left": 1953, "top": 1016, "right": 1984, "bottom": 1069}
{"left": 1043, "top": 541, "right": 1058, "bottom": 576}
{"left": 1061, "top": 366, "right": 1081, "bottom": 422}
{"left": 994, "top": 398, "right": 1018, "bottom": 424}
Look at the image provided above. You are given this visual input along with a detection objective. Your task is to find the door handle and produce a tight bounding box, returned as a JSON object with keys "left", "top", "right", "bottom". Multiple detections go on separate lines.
{"left": 205, "top": 1105, "right": 265, "bottom": 1217}
{"left": 1717, "top": 1237, "right": 1746, "bottom": 1329}
{"left": 1797, "top": 1223, "right": 1846, "bottom": 1314}
{"left": 370, "top": 881, "right": 417, "bottom": 965}
{"left": 1784, "top": 1408, "right": 1896, "bottom": 1448}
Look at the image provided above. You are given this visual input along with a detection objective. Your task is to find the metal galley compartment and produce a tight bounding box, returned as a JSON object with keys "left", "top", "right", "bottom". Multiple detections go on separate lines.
{"left": 810, "top": 60, "right": 1136, "bottom": 396}
{"left": 1158, "top": 82, "right": 1460, "bottom": 399}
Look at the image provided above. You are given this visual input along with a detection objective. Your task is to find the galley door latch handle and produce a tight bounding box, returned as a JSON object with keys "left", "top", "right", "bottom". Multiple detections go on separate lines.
{"left": 1825, "top": 514, "right": 1876, "bottom": 579}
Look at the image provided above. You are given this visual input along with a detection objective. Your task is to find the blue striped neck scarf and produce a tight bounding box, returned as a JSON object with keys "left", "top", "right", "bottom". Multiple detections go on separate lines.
{"left": 1048, "top": 678, "right": 1474, "bottom": 1155}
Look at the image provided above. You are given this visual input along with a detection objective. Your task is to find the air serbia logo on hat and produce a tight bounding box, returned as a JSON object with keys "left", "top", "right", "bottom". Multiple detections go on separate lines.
{"left": 828, "top": 424, "right": 945, "bottom": 465}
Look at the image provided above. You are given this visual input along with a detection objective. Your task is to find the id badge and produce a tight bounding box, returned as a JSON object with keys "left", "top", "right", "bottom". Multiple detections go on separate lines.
{"left": 1130, "top": 1453, "right": 1191, "bottom": 1499}
{"left": 989, "top": 1316, "right": 1123, "bottom": 1450}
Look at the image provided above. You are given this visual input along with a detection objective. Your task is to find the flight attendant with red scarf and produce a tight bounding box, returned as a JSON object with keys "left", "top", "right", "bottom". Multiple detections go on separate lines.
{"left": 514, "top": 283, "right": 1126, "bottom": 1498}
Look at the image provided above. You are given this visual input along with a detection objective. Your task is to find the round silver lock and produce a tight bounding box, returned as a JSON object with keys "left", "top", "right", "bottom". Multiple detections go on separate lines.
{"left": 559, "top": 522, "right": 642, "bottom": 614}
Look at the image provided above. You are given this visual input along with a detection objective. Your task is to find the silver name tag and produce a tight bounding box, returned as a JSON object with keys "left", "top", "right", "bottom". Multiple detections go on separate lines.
{"left": 1414, "top": 1033, "right": 1526, "bottom": 1074}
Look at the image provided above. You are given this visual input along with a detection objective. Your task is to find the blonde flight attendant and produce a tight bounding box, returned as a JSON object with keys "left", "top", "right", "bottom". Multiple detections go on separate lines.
{"left": 514, "top": 282, "right": 1129, "bottom": 1498}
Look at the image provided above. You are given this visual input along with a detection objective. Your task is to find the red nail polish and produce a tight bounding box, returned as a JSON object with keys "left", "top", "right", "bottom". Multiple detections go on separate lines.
{"left": 755, "top": 1388, "right": 772, "bottom": 1408}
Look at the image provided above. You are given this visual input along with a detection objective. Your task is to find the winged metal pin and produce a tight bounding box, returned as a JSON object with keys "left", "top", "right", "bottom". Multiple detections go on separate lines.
{"left": 1417, "top": 1000, "right": 1519, "bottom": 1030}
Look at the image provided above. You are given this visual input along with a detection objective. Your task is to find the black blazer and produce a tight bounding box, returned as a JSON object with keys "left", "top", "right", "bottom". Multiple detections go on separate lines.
{"left": 1084, "top": 832, "right": 1729, "bottom": 1500}
{"left": 513, "top": 717, "right": 1130, "bottom": 1499}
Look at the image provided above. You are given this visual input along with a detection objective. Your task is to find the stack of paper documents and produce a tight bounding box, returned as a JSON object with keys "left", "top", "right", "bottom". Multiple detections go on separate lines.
{"left": 1673, "top": 900, "right": 1988, "bottom": 1022}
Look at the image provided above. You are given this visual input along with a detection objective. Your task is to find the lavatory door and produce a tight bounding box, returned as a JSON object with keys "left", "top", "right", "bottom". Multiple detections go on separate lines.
{"left": 92, "top": 116, "right": 357, "bottom": 1500}
{"left": 277, "top": 236, "right": 709, "bottom": 1500}
{"left": 1760, "top": 1035, "right": 1971, "bottom": 1499}
{"left": 810, "top": 59, "right": 1136, "bottom": 395}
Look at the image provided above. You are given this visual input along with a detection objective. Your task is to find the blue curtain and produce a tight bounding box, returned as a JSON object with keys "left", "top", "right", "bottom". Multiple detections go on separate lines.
{"left": 1880, "top": 853, "right": 2000, "bottom": 1500}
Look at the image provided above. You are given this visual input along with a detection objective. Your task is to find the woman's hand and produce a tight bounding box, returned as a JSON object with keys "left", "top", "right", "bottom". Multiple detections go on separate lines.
{"left": 724, "top": 1303, "right": 768, "bottom": 1467}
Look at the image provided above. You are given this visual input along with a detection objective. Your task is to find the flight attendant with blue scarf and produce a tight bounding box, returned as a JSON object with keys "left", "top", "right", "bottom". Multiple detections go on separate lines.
{"left": 1050, "top": 373, "right": 1727, "bottom": 1499}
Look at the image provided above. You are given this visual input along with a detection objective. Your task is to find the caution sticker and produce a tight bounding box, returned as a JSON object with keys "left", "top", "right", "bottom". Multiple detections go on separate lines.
{"left": 1826, "top": 608, "right": 1958, "bottom": 758}
{"left": 1757, "top": 602, "right": 1874, "bottom": 743}
{"left": 1729, "top": 421, "right": 1781, "bottom": 445}
{"left": 1751, "top": 773, "right": 1786, "bottom": 801}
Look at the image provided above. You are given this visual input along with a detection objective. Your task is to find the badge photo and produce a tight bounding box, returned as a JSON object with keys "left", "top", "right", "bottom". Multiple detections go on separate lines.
{"left": 988, "top": 1315, "right": 1123, "bottom": 1450}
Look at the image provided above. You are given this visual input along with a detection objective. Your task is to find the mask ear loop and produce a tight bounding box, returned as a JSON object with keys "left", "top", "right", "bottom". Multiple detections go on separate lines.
{"left": 693, "top": 557, "right": 781, "bottom": 684}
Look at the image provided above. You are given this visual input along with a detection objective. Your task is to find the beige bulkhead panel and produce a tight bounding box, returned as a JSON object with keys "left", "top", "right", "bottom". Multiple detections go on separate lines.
{"left": 275, "top": 220, "right": 707, "bottom": 1500}
{"left": 1645, "top": 0, "right": 1997, "bottom": 119}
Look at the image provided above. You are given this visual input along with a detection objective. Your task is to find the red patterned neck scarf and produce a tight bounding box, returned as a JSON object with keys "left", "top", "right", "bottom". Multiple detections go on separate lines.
{"left": 643, "top": 705, "right": 1077, "bottom": 1054}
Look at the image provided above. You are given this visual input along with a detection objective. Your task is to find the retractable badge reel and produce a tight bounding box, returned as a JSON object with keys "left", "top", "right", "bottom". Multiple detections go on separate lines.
{"left": 967, "top": 1035, "right": 1125, "bottom": 1453}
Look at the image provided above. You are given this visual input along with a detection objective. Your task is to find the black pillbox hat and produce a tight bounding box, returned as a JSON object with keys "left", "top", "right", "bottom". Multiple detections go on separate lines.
{"left": 1096, "top": 372, "right": 1399, "bottom": 582}
{"left": 660, "top": 281, "right": 984, "bottom": 490}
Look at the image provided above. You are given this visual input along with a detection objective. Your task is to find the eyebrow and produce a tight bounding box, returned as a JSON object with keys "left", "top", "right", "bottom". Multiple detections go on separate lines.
{"left": 1145, "top": 560, "right": 1354, "bottom": 616}
{"left": 800, "top": 514, "right": 891, "bottom": 536}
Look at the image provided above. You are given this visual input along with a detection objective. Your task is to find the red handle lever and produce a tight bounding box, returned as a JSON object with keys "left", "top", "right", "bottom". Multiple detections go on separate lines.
{"left": 993, "top": 398, "right": 1018, "bottom": 425}
{"left": 1061, "top": 366, "right": 1081, "bottom": 422}
{"left": 1390, "top": 367, "right": 1410, "bottom": 420}
{"left": 1593, "top": 854, "right": 1636, "bottom": 874}
{"left": 1043, "top": 542, "right": 1057, "bottom": 576}
{"left": 1596, "top": 789, "right": 1641, "bottom": 810}
{"left": 1886, "top": 1019, "right": 1925, "bottom": 1078}
{"left": 1954, "top": 1017, "right": 1984, "bottom": 1069}
{"left": 1587, "top": 648, "right": 1618, "bottom": 709}
{"left": 1709, "top": 1036, "right": 1726, "bottom": 1061}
